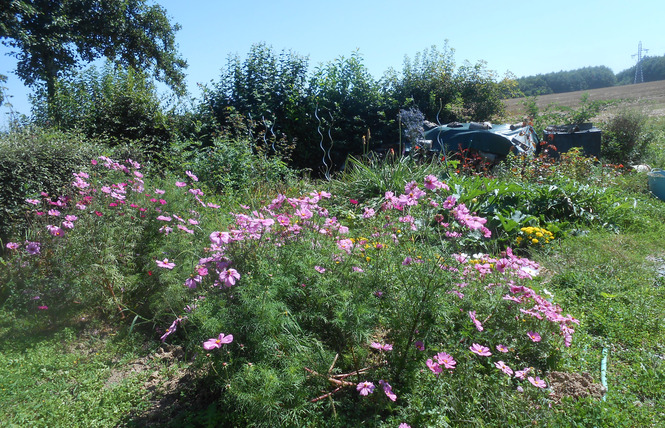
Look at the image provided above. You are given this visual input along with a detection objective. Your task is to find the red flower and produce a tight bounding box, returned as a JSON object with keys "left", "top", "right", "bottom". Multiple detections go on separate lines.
{"left": 95, "top": 211, "right": 103, "bottom": 216}
{"left": 350, "top": 199, "right": 359, "bottom": 205}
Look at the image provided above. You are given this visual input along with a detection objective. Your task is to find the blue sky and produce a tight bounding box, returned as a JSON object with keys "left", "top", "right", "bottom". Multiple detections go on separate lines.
{"left": 1, "top": 0, "right": 664, "bottom": 127}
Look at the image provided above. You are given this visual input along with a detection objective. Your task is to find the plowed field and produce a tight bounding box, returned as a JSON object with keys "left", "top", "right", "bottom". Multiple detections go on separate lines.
{"left": 502, "top": 79, "right": 665, "bottom": 120}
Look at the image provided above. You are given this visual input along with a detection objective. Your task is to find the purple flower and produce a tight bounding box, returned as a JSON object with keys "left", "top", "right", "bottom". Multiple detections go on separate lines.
{"left": 469, "top": 343, "right": 492, "bottom": 357}
{"left": 414, "top": 340, "right": 425, "bottom": 351}
{"left": 399, "top": 424, "right": 411, "bottom": 428}
{"left": 496, "top": 344, "right": 509, "bottom": 353}
{"left": 25, "top": 241, "right": 40, "bottom": 255}
{"left": 203, "top": 333, "right": 233, "bottom": 350}
{"left": 314, "top": 265, "right": 326, "bottom": 274}
{"left": 379, "top": 380, "right": 396, "bottom": 401}
{"left": 356, "top": 381, "right": 375, "bottom": 396}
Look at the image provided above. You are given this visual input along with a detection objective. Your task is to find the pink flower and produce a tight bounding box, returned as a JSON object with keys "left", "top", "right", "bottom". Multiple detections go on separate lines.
{"left": 469, "top": 343, "right": 492, "bottom": 357}
{"left": 349, "top": 199, "right": 359, "bottom": 205}
{"left": 156, "top": 215, "right": 172, "bottom": 222}
{"left": 219, "top": 268, "right": 240, "bottom": 287}
{"left": 496, "top": 344, "right": 509, "bottom": 353}
{"left": 356, "top": 381, "right": 375, "bottom": 396}
{"left": 203, "top": 333, "right": 233, "bottom": 350}
{"left": 62, "top": 221, "right": 74, "bottom": 229}
{"left": 527, "top": 331, "right": 541, "bottom": 342}
{"left": 514, "top": 367, "right": 531, "bottom": 380}
{"left": 435, "top": 352, "right": 456, "bottom": 370}
{"left": 185, "top": 170, "right": 199, "bottom": 182}
{"left": 26, "top": 198, "right": 40, "bottom": 205}
{"left": 65, "top": 215, "right": 78, "bottom": 222}
{"left": 38, "top": 305, "right": 48, "bottom": 310}
{"left": 426, "top": 358, "right": 442, "bottom": 375}
{"left": 362, "top": 207, "right": 376, "bottom": 218}
{"left": 156, "top": 258, "right": 176, "bottom": 269}
{"left": 379, "top": 380, "right": 397, "bottom": 401}
{"left": 314, "top": 265, "right": 325, "bottom": 274}
{"left": 154, "top": 189, "right": 165, "bottom": 195}
{"left": 414, "top": 340, "right": 425, "bottom": 351}
{"left": 370, "top": 342, "right": 393, "bottom": 351}
{"left": 5, "top": 242, "right": 20, "bottom": 250}
{"left": 528, "top": 376, "right": 547, "bottom": 389}
{"left": 494, "top": 360, "right": 514, "bottom": 376}
{"left": 47, "top": 209, "right": 61, "bottom": 217}
{"left": 175, "top": 181, "right": 187, "bottom": 187}
{"left": 399, "top": 424, "right": 411, "bottom": 428}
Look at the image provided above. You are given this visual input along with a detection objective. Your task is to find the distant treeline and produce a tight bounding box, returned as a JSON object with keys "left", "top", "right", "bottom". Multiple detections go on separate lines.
{"left": 517, "top": 55, "right": 665, "bottom": 96}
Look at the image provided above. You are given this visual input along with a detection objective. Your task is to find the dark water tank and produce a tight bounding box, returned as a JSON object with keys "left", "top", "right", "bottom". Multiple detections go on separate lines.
{"left": 540, "top": 123, "right": 602, "bottom": 158}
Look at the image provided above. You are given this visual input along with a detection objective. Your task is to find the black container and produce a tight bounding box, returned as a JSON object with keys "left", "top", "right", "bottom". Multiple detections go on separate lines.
{"left": 541, "top": 123, "right": 602, "bottom": 158}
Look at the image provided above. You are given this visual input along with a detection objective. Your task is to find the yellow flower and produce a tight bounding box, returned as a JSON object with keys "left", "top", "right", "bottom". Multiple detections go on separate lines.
{"left": 532, "top": 238, "right": 539, "bottom": 244}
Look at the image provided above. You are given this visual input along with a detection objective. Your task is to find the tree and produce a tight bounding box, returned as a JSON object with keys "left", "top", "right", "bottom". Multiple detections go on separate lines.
{"left": 0, "top": 0, "right": 187, "bottom": 116}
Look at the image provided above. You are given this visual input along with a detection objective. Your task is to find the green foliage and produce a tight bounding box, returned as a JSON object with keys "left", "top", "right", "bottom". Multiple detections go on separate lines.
{"left": 31, "top": 64, "right": 174, "bottom": 159}
{"left": 185, "top": 114, "right": 296, "bottom": 195}
{"left": 0, "top": 128, "right": 100, "bottom": 242}
{"left": 615, "top": 54, "right": 665, "bottom": 85}
{"left": 600, "top": 108, "right": 653, "bottom": 164}
{"left": 0, "top": 0, "right": 186, "bottom": 116}
{"left": 521, "top": 93, "right": 613, "bottom": 136}
{"left": 517, "top": 66, "right": 617, "bottom": 96}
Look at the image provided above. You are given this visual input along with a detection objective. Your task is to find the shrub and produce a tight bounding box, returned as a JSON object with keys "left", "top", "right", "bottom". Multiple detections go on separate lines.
{"left": 0, "top": 128, "right": 101, "bottom": 243}
{"left": 601, "top": 108, "right": 653, "bottom": 164}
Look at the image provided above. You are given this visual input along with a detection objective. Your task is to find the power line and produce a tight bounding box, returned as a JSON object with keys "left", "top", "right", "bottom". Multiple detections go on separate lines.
{"left": 632, "top": 41, "right": 649, "bottom": 84}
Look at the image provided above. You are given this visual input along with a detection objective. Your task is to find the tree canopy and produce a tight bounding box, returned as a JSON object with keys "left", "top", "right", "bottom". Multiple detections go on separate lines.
{"left": 0, "top": 0, "right": 187, "bottom": 106}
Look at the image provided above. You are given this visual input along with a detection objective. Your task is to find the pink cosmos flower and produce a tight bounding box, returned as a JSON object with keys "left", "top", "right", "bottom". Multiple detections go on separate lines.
{"left": 352, "top": 266, "right": 364, "bottom": 273}
{"left": 527, "top": 331, "right": 541, "bottom": 342}
{"left": 496, "top": 344, "right": 509, "bottom": 353}
{"left": 494, "top": 360, "right": 514, "bottom": 376}
{"left": 219, "top": 268, "right": 240, "bottom": 287}
{"left": 314, "top": 266, "right": 325, "bottom": 274}
{"left": 47, "top": 209, "right": 61, "bottom": 217}
{"left": 426, "top": 358, "right": 442, "bottom": 375}
{"left": 185, "top": 170, "right": 199, "bottom": 182}
{"left": 379, "top": 380, "right": 397, "bottom": 401}
{"left": 370, "top": 342, "right": 393, "bottom": 351}
{"left": 356, "top": 381, "right": 375, "bottom": 396}
{"left": 414, "top": 340, "right": 425, "bottom": 351}
{"left": 156, "top": 258, "right": 176, "bottom": 269}
{"left": 468, "top": 310, "right": 484, "bottom": 332}
{"left": 528, "top": 376, "right": 547, "bottom": 389}
{"left": 435, "top": 352, "right": 456, "bottom": 370}
{"left": 26, "top": 198, "right": 40, "bottom": 205}
{"left": 514, "top": 367, "right": 531, "bottom": 380}
{"left": 175, "top": 181, "right": 187, "bottom": 187}
{"left": 469, "top": 343, "right": 492, "bottom": 357}
{"left": 154, "top": 189, "right": 165, "bottom": 195}
{"left": 6, "top": 242, "right": 20, "bottom": 250}
{"left": 65, "top": 215, "right": 78, "bottom": 222}
{"left": 156, "top": 215, "right": 172, "bottom": 222}
{"left": 399, "top": 424, "right": 411, "bottom": 428}
{"left": 362, "top": 207, "right": 376, "bottom": 218}
{"left": 203, "top": 333, "right": 233, "bottom": 350}
{"left": 62, "top": 221, "right": 74, "bottom": 229}
{"left": 38, "top": 305, "right": 48, "bottom": 310}
{"left": 349, "top": 199, "right": 359, "bottom": 205}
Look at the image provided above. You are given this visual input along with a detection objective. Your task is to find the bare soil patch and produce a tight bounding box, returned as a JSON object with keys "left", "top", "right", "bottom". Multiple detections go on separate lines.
{"left": 548, "top": 371, "right": 606, "bottom": 404}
